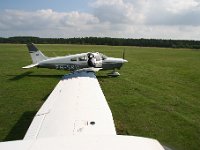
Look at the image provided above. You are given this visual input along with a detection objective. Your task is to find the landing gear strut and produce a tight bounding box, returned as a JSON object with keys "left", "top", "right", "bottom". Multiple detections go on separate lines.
{"left": 107, "top": 69, "right": 120, "bottom": 77}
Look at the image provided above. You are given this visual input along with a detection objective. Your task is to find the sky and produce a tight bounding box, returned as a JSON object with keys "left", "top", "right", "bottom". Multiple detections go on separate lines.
{"left": 0, "top": 0, "right": 200, "bottom": 40}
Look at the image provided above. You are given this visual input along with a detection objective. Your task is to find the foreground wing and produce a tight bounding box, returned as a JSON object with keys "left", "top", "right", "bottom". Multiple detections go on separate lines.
{"left": 24, "top": 71, "right": 116, "bottom": 140}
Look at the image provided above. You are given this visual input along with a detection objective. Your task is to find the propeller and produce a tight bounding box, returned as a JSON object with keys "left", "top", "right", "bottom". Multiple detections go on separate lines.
{"left": 122, "top": 49, "right": 128, "bottom": 63}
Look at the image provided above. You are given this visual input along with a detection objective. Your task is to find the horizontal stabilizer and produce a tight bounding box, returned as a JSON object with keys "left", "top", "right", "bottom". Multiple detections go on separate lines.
{"left": 22, "top": 64, "right": 38, "bottom": 69}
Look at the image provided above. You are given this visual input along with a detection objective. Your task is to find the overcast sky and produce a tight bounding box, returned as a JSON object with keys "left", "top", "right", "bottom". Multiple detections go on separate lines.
{"left": 0, "top": 0, "right": 200, "bottom": 40}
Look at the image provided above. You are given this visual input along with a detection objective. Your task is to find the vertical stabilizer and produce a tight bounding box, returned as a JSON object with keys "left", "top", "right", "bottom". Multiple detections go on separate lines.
{"left": 27, "top": 43, "right": 47, "bottom": 64}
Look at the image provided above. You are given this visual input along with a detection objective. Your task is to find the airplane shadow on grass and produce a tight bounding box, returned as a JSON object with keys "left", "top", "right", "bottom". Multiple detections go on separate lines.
{"left": 9, "top": 71, "right": 63, "bottom": 81}
{"left": 3, "top": 89, "right": 53, "bottom": 141}
{"left": 96, "top": 75, "right": 110, "bottom": 79}
{"left": 4, "top": 111, "right": 37, "bottom": 141}
{"left": 9, "top": 71, "right": 33, "bottom": 81}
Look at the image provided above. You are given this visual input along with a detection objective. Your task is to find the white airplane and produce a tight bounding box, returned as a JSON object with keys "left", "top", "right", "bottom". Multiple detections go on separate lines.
{"left": 22, "top": 43, "right": 128, "bottom": 76}
{"left": 0, "top": 68, "right": 165, "bottom": 149}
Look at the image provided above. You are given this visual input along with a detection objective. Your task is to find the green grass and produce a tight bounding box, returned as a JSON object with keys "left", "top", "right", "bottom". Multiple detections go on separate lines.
{"left": 0, "top": 44, "right": 200, "bottom": 150}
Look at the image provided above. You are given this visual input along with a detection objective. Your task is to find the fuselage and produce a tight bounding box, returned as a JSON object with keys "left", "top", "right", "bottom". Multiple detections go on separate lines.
{"left": 37, "top": 52, "right": 127, "bottom": 71}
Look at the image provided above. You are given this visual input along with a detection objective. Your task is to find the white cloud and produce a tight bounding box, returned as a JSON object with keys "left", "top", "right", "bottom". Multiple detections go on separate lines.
{"left": 89, "top": 0, "right": 200, "bottom": 26}
{"left": 136, "top": 0, "right": 200, "bottom": 25}
{"left": 90, "top": 0, "right": 144, "bottom": 24}
{"left": 0, "top": 0, "right": 200, "bottom": 40}
{"left": 165, "top": 0, "right": 199, "bottom": 13}
{"left": 0, "top": 9, "right": 99, "bottom": 31}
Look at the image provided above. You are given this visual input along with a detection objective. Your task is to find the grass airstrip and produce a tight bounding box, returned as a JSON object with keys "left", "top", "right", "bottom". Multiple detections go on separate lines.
{"left": 0, "top": 44, "right": 200, "bottom": 150}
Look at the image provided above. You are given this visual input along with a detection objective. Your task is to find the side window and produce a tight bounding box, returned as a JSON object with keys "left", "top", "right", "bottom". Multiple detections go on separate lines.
{"left": 96, "top": 55, "right": 101, "bottom": 61}
{"left": 79, "top": 56, "right": 87, "bottom": 61}
{"left": 100, "top": 53, "right": 107, "bottom": 60}
{"left": 71, "top": 57, "right": 77, "bottom": 61}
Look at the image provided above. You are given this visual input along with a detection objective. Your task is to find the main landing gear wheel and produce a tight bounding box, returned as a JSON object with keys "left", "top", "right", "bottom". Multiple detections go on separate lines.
{"left": 107, "top": 70, "right": 120, "bottom": 77}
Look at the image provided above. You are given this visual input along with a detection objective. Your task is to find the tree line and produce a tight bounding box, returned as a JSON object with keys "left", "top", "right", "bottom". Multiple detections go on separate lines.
{"left": 0, "top": 36, "right": 200, "bottom": 49}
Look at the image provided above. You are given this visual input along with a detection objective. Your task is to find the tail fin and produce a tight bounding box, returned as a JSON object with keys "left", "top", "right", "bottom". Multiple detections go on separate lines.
{"left": 27, "top": 43, "right": 48, "bottom": 64}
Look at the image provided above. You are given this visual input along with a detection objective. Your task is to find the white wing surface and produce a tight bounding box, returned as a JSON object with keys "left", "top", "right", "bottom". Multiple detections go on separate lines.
{"left": 24, "top": 71, "right": 116, "bottom": 140}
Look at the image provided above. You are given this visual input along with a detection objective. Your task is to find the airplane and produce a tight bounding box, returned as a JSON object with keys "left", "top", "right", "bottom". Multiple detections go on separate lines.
{"left": 0, "top": 69, "right": 165, "bottom": 150}
{"left": 22, "top": 43, "right": 128, "bottom": 76}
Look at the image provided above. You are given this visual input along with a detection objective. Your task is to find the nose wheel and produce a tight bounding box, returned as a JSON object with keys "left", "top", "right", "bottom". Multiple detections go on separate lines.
{"left": 107, "top": 69, "right": 120, "bottom": 77}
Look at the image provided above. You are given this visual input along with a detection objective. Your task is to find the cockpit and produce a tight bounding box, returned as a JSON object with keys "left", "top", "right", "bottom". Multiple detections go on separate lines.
{"left": 87, "top": 52, "right": 107, "bottom": 61}
{"left": 70, "top": 53, "right": 107, "bottom": 63}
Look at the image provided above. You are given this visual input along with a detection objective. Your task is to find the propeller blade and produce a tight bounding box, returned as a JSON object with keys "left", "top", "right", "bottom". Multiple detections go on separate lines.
{"left": 122, "top": 49, "right": 125, "bottom": 59}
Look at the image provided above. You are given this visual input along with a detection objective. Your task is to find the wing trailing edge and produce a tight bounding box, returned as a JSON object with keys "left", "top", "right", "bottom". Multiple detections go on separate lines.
{"left": 0, "top": 135, "right": 165, "bottom": 150}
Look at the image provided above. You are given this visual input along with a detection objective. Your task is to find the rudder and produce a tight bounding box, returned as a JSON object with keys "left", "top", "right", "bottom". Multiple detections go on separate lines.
{"left": 27, "top": 43, "right": 47, "bottom": 64}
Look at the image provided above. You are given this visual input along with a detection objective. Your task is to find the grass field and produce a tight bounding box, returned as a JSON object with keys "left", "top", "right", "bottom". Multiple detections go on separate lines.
{"left": 0, "top": 44, "right": 200, "bottom": 150}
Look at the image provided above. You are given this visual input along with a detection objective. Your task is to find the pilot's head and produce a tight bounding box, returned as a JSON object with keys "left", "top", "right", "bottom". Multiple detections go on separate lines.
{"left": 87, "top": 53, "right": 94, "bottom": 58}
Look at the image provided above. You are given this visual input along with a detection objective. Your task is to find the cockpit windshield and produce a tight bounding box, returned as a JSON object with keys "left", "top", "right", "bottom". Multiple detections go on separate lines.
{"left": 100, "top": 53, "right": 107, "bottom": 60}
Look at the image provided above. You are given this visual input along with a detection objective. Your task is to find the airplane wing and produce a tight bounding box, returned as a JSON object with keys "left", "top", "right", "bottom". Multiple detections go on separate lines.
{"left": 24, "top": 71, "right": 116, "bottom": 139}
{"left": 0, "top": 71, "right": 165, "bottom": 150}
{"left": 22, "top": 63, "right": 38, "bottom": 69}
{"left": 76, "top": 67, "right": 102, "bottom": 72}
